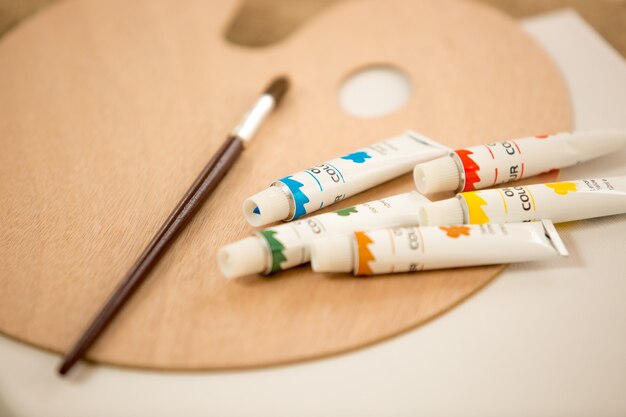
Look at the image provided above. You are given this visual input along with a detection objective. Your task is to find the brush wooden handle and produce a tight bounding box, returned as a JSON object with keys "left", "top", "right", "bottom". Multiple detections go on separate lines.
{"left": 59, "top": 136, "right": 244, "bottom": 374}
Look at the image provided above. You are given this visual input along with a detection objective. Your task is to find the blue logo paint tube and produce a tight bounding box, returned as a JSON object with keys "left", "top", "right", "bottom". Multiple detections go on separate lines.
{"left": 242, "top": 130, "right": 448, "bottom": 227}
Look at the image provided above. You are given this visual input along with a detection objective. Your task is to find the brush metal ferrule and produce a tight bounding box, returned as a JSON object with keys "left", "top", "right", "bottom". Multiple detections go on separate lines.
{"left": 232, "top": 94, "right": 276, "bottom": 144}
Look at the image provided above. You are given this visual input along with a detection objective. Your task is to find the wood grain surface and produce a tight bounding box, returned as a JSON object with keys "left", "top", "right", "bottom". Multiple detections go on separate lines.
{"left": 2, "top": 1, "right": 626, "bottom": 56}
{"left": 0, "top": 0, "right": 570, "bottom": 369}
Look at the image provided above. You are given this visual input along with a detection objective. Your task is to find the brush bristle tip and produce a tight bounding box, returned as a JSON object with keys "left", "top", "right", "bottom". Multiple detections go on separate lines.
{"left": 265, "top": 76, "right": 289, "bottom": 106}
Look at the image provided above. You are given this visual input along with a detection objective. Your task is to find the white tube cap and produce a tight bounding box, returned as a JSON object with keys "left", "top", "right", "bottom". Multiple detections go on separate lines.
{"left": 413, "top": 155, "right": 461, "bottom": 194}
{"left": 310, "top": 234, "right": 354, "bottom": 274}
{"left": 243, "top": 186, "right": 291, "bottom": 227}
{"left": 418, "top": 197, "right": 464, "bottom": 226}
{"left": 218, "top": 237, "right": 267, "bottom": 279}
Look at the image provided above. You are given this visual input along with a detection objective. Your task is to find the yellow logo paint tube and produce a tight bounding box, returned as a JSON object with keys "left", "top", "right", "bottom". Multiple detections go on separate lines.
{"left": 310, "top": 221, "right": 567, "bottom": 275}
{"left": 418, "top": 177, "right": 626, "bottom": 226}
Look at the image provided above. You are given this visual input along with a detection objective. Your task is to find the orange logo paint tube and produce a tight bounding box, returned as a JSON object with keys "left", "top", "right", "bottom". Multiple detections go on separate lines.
{"left": 310, "top": 220, "right": 567, "bottom": 276}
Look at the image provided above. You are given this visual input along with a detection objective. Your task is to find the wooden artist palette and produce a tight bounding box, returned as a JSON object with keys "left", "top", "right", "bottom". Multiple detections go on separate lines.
{"left": 0, "top": 0, "right": 569, "bottom": 369}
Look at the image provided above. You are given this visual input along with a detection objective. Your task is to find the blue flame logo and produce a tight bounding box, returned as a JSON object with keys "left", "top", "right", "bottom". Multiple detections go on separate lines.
{"left": 341, "top": 151, "right": 371, "bottom": 164}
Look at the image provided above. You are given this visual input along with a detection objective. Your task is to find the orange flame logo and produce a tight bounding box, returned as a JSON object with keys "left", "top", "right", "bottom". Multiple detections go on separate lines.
{"left": 440, "top": 225, "right": 471, "bottom": 238}
{"left": 354, "top": 232, "right": 375, "bottom": 275}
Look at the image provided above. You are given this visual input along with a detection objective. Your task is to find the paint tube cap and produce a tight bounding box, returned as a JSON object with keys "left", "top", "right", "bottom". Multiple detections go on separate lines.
{"left": 418, "top": 198, "right": 464, "bottom": 226}
{"left": 243, "top": 186, "right": 291, "bottom": 227}
{"left": 413, "top": 154, "right": 461, "bottom": 194}
{"left": 310, "top": 234, "right": 354, "bottom": 274}
{"left": 218, "top": 237, "right": 267, "bottom": 279}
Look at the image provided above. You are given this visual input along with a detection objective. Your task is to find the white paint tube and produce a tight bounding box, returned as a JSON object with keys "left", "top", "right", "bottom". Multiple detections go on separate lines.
{"left": 413, "top": 131, "right": 626, "bottom": 194}
{"left": 310, "top": 220, "right": 567, "bottom": 276}
{"left": 219, "top": 192, "right": 430, "bottom": 279}
{"left": 242, "top": 131, "right": 448, "bottom": 227}
{"left": 418, "top": 177, "right": 626, "bottom": 226}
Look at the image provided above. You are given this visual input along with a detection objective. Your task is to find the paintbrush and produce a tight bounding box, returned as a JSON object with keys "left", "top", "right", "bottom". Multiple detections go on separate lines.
{"left": 58, "top": 76, "right": 289, "bottom": 375}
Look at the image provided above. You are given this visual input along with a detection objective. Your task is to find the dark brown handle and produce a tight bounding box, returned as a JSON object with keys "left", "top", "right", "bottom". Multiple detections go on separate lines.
{"left": 59, "top": 136, "right": 244, "bottom": 375}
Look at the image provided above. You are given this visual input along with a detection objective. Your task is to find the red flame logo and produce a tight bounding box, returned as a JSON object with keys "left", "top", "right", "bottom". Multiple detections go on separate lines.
{"left": 455, "top": 149, "right": 481, "bottom": 191}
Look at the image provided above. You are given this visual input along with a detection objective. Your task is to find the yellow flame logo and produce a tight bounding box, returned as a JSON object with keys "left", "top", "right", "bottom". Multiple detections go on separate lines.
{"left": 463, "top": 192, "right": 489, "bottom": 224}
{"left": 545, "top": 182, "right": 577, "bottom": 195}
